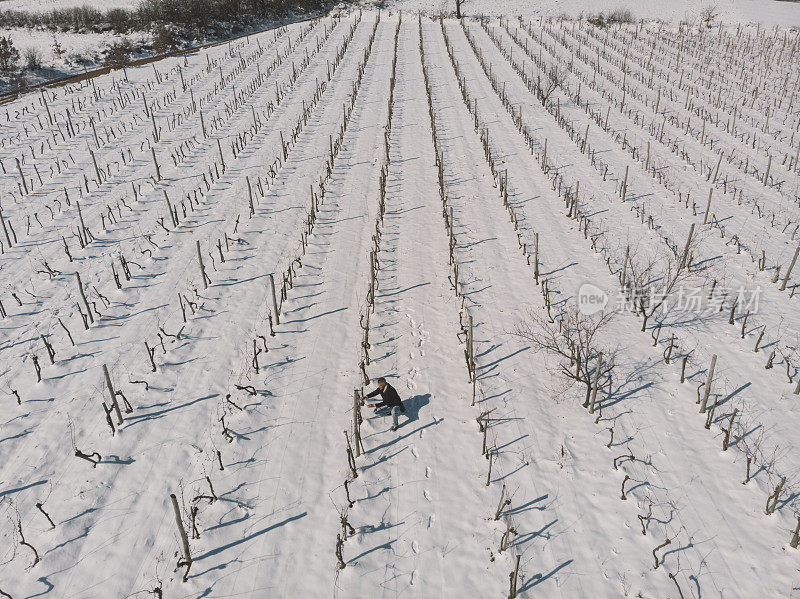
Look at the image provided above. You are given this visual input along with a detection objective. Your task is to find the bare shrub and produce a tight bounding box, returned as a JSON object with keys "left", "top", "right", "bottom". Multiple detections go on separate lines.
{"left": 515, "top": 306, "right": 615, "bottom": 405}
{"left": 51, "top": 35, "right": 64, "bottom": 59}
{"left": 23, "top": 47, "right": 42, "bottom": 70}
{"left": 701, "top": 4, "right": 718, "bottom": 28}
{"left": 153, "top": 24, "right": 178, "bottom": 54}
{"left": 623, "top": 229, "right": 703, "bottom": 332}
{"left": 104, "top": 39, "right": 133, "bottom": 68}
{"left": 536, "top": 61, "right": 567, "bottom": 103}
{"left": 607, "top": 9, "right": 634, "bottom": 24}
{"left": 587, "top": 12, "right": 607, "bottom": 28}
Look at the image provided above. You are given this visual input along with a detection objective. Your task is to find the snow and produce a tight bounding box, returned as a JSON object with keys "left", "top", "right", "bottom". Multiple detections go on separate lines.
{"left": 0, "top": 4, "right": 800, "bottom": 599}
{"left": 0, "top": 28, "right": 151, "bottom": 83}
{"left": 0, "top": 24, "right": 292, "bottom": 94}
{"left": 0, "top": 0, "right": 797, "bottom": 25}
{"left": 358, "top": 0, "right": 800, "bottom": 26}
{"left": 0, "top": 0, "right": 133, "bottom": 11}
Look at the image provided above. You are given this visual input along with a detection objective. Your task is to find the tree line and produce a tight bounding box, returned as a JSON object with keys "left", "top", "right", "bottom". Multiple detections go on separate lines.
{"left": 0, "top": 0, "right": 337, "bottom": 33}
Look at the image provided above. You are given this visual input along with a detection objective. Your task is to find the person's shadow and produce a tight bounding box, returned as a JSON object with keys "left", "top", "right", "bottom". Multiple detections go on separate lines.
{"left": 401, "top": 393, "right": 430, "bottom": 426}
{"left": 372, "top": 393, "right": 430, "bottom": 428}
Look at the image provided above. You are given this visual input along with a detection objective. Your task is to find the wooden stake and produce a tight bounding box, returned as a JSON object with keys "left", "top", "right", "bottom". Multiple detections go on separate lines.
{"left": 151, "top": 147, "right": 161, "bottom": 181}
{"left": 151, "top": 112, "right": 159, "bottom": 143}
{"left": 509, "top": 555, "right": 521, "bottom": 598}
{"left": 713, "top": 153, "right": 722, "bottom": 182}
{"left": 90, "top": 150, "right": 102, "bottom": 183}
{"left": 680, "top": 223, "right": 695, "bottom": 271}
{"left": 699, "top": 354, "right": 717, "bottom": 413}
{"left": 75, "top": 271, "right": 93, "bottom": 324}
{"left": 16, "top": 158, "right": 28, "bottom": 194}
{"left": 353, "top": 390, "right": 362, "bottom": 458}
{"left": 468, "top": 314, "right": 475, "bottom": 381}
{"left": 703, "top": 189, "right": 713, "bottom": 225}
{"left": 269, "top": 273, "right": 280, "bottom": 324}
{"left": 90, "top": 117, "right": 99, "bottom": 148}
{"left": 764, "top": 154, "right": 772, "bottom": 186}
{"left": 0, "top": 209, "right": 11, "bottom": 248}
{"left": 621, "top": 166, "right": 629, "bottom": 202}
{"left": 169, "top": 493, "right": 192, "bottom": 581}
{"left": 780, "top": 243, "right": 800, "bottom": 291}
{"left": 41, "top": 89, "right": 53, "bottom": 125}
{"left": 589, "top": 352, "right": 603, "bottom": 413}
{"left": 164, "top": 191, "right": 177, "bottom": 228}
{"left": 102, "top": 364, "right": 123, "bottom": 425}
{"left": 247, "top": 176, "right": 255, "bottom": 217}
{"left": 197, "top": 241, "right": 209, "bottom": 289}
{"left": 217, "top": 139, "right": 226, "bottom": 171}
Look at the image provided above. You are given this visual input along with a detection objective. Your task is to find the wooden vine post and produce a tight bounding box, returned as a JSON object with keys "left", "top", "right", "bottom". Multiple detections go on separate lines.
{"left": 151, "top": 147, "right": 161, "bottom": 181}
{"left": 169, "top": 493, "right": 192, "bottom": 581}
{"left": 589, "top": 352, "right": 603, "bottom": 414}
{"left": 780, "top": 243, "right": 800, "bottom": 291}
{"left": 75, "top": 271, "right": 94, "bottom": 325}
{"left": 270, "top": 273, "right": 280, "bottom": 324}
{"left": 102, "top": 364, "right": 124, "bottom": 425}
{"left": 699, "top": 354, "right": 718, "bottom": 413}
{"left": 196, "top": 241, "right": 210, "bottom": 289}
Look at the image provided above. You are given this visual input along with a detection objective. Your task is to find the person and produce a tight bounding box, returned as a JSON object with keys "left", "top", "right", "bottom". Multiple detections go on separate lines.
{"left": 364, "top": 377, "right": 405, "bottom": 431}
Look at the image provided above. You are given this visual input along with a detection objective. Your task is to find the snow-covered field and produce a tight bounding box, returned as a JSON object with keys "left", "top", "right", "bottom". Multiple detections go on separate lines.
{"left": 0, "top": 0, "right": 132, "bottom": 11}
{"left": 1, "top": 0, "right": 798, "bottom": 22}
{"left": 368, "top": 0, "right": 800, "bottom": 25}
{"left": 394, "top": 0, "right": 800, "bottom": 27}
{"left": 3, "top": 0, "right": 800, "bottom": 24}
{"left": 0, "top": 28, "right": 151, "bottom": 79}
{"left": 0, "top": 25, "right": 278, "bottom": 94}
{"left": 2, "top": 6, "right": 800, "bottom": 599}
{"left": 1, "top": 0, "right": 798, "bottom": 93}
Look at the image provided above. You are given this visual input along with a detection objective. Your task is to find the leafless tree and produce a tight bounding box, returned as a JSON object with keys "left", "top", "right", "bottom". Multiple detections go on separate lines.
{"left": 515, "top": 306, "right": 615, "bottom": 405}
{"left": 537, "top": 61, "right": 567, "bottom": 104}
{"left": 624, "top": 239, "right": 700, "bottom": 332}
{"left": 700, "top": 4, "right": 718, "bottom": 28}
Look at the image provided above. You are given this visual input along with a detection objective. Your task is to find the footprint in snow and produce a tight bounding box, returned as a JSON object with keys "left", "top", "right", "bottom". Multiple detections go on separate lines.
{"left": 428, "top": 514, "right": 435, "bottom": 528}
{"left": 411, "top": 570, "right": 417, "bottom": 585}
{"left": 412, "top": 540, "right": 419, "bottom": 554}
{"left": 411, "top": 446, "right": 419, "bottom": 459}
{"left": 423, "top": 489, "right": 431, "bottom": 501}
{"left": 425, "top": 466, "right": 431, "bottom": 478}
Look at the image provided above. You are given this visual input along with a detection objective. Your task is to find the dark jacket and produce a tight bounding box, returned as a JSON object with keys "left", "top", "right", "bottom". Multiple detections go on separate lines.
{"left": 366, "top": 383, "right": 405, "bottom": 412}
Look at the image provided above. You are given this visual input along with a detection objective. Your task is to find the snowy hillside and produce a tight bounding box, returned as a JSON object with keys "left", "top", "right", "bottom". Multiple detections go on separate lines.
{"left": 365, "top": 0, "right": 800, "bottom": 25}
{"left": 2, "top": 7, "right": 800, "bottom": 599}
{"left": 2, "top": 0, "right": 800, "bottom": 24}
